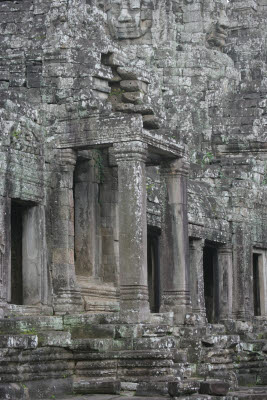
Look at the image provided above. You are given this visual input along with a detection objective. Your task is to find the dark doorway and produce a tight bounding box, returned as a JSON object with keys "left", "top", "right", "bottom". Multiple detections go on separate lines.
{"left": 11, "top": 201, "right": 23, "bottom": 305}
{"left": 203, "top": 244, "right": 219, "bottom": 323}
{"left": 253, "top": 253, "right": 261, "bottom": 316}
{"left": 147, "top": 227, "right": 160, "bottom": 313}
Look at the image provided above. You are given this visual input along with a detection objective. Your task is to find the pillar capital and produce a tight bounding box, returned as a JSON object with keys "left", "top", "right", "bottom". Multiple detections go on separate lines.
{"left": 218, "top": 244, "right": 233, "bottom": 255}
{"left": 113, "top": 141, "right": 148, "bottom": 163}
{"left": 161, "top": 158, "right": 190, "bottom": 177}
{"left": 189, "top": 238, "right": 205, "bottom": 250}
{"left": 58, "top": 149, "right": 77, "bottom": 168}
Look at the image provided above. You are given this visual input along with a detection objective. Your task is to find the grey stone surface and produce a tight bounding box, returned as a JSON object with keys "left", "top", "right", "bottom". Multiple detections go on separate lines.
{"left": 0, "top": 0, "right": 267, "bottom": 398}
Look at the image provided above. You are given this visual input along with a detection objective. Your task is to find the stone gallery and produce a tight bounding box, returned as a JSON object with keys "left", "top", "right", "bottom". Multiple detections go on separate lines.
{"left": 0, "top": 0, "right": 267, "bottom": 398}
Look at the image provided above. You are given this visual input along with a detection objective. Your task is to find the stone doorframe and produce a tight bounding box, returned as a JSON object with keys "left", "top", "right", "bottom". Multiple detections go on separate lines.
{"left": 252, "top": 248, "right": 267, "bottom": 317}
{"left": 189, "top": 238, "right": 233, "bottom": 323}
{"left": 0, "top": 196, "right": 48, "bottom": 315}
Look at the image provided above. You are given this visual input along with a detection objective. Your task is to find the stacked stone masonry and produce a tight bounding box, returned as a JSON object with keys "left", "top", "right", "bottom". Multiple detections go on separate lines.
{"left": 0, "top": 0, "right": 267, "bottom": 399}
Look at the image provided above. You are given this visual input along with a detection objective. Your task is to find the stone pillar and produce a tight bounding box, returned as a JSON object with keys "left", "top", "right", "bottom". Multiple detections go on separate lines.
{"left": 113, "top": 141, "right": 149, "bottom": 323}
{"left": 217, "top": 245, "right": 233, "bottom": 320}
{"left": 23, "top": 205, "right": 47, "bottom": 306}
{"left": 52, "top": 149, "right": 83, "bottom": 314}
{"left": 189, "top": 238, "right": 206, "bottom": 321}
{"left": 160, "top": 158, "right": 192, "bottom": 324}
{"left": 232, "top": 222, "right": 251, "bottom": 320}
{"left": 74, "top": 152, "right": 102, "bottom": 280}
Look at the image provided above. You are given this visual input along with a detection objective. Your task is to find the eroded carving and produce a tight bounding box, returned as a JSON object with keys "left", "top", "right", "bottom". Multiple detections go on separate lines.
{"left": 206, "top": 7, "right": 229, "bottom": 49}
{"left": 105, "top": 0, "right": 153, "bottom": 40}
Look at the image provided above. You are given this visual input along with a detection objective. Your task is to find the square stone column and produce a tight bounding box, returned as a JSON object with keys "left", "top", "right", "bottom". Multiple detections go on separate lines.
{"left": 113, "top": 141, "right": 150, "bottom": 323}
{"left": 218, "top": 245, "right": 233, "bottom": 320}
{"left": 232, "top": 222, "right": 251, "bottom": 320}
{"left": 160, "top": 158, "right": 192, "bottom": 324}
{"left": 52, "top": 149, "right": 83, "bottom": 314}
{"left": 189, "top": 238, "right": 206, "bottom": 322}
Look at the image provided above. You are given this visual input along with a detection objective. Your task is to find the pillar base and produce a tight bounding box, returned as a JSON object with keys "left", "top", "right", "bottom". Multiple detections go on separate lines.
{"left": 53, "top": 289, "right": 84, "bottom": 314}
{"left": 185, "top": 310, "right": 207, "bottom": 326}
{"left": 231, "top": 310, "right": 249, "bottom": 321}
{"left": 160, "top": 290, "right": 192, "bottom": 325}
{"left": 0, "top": 300, "right": 7, "bottom": 318}
{"left": 120, "top": 285, "right": 150, "bottom": 323}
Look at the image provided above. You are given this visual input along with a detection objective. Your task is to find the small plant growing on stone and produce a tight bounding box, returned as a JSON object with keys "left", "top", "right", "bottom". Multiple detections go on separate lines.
{"left": 146, "top": 182, "right": 155, "bottom": 195}
{"left": 92, "top": 150, "right": 104, "bottom": 184}
{"left": 11, "top": 129, "right": 21, "bottom": 139}
{"left": 202, "top": 152, "right": 214, "bottom": 165}
{"left": 262, "top": 164, "right": 267, "bottom": 185}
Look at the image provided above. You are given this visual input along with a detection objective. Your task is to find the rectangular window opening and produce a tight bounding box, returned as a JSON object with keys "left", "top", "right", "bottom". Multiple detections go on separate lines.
{"left": 253, "top": 253, "right": 261, "bottom": 316}
{"left": 203, "top": 244, "right": 219, "bottom": 323}
{"left": 147, "top": 227, "right": 161, "bottom": 313}
{"left": 11, "top": 201, "right": 23, "bottom": 305}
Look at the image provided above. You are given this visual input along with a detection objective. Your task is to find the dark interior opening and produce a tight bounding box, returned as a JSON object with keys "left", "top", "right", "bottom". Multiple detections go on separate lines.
{"left": 11, "top": 201, "right": 23, "bottom": 305}
{"left": 203, "top": 244, "right": 219, "bottom": 323}
{"left": 147, "top": 227, "right": 160, "bottom": 313}
{"left": 253, "top": 253, "right": 261, "bottom": 316}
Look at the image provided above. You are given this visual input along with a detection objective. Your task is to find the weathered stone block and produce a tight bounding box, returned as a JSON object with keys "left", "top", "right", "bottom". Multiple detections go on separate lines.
{"left": 142, "top": 114, "right": 160, "bottom": 129}
{"left": 120, "top": 80, "right": 147, "bottom": 93}
{"left": 0, "top": 334, "right": 38, "bottom": 349}
{"left": 199, "top": 380, "right": 230, "bottom": 395}
{"left": 73, "top": 379, "right": 121, "bottom": 394}
{"left": 37, "top": 331, "right": 71, "bottom": 347}
{"left": 136, "top": 381, "right": 169, "bottom": 396}
{"left": 122, "top": 91, "right": 144, "bottom": 104}
{"left": 168, "top": 379, "right": 200, "bottom": 396}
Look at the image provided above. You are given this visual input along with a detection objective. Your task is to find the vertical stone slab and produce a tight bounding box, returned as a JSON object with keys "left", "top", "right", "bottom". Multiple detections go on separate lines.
{"left": 74, "top": 154, "right": 102, "bottom": 280}
{"left": 217, "top": 245, "right": 233, "bottom": 320}
{"left": 52, "top": 149, "right": 83, "bottom": 314}
{"left": 232, "top": 222, "right": 251, "bottom": 319}
{"left": 22, "top": 205, "right": 47, "bottom": 306}
{"left": 113, "top": 141, "right": 149, "bottom": 323}
{"left": 189, "top": 238, "right": 206, "bottom": 321}
{"left": 160, "top": 158, "right": 191, "bottom": 324}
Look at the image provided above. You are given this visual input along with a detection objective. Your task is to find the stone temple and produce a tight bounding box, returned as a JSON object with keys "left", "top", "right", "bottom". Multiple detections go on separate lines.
{"left": 0, "top": 0, "right": 267, "bottom": 398}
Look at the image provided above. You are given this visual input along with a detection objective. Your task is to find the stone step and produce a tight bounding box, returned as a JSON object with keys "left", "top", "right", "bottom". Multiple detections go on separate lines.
{"left": 206, "top": 324, "right": 227, "bottom": 335}
{"left": 168, "top": 378, "right": 202, "bottom": 397}
{"left": 141, "top": 324, "right": 173, "bottom": 337}
{"left": 201, "top": 334, "right": 240, "bottom": 349}
{"left": 38, "top": 330, "right": 72, "bottom": 347}
{"left": 63, "top": 313, "right": 120, "bottom": 330}
{"left": 0, "top": 316, "right": 64, "bottom": 334}
{"left": 149, "top": 312, "right": 174, "bottom": 326}
{"left": 173, "top": 362, "right": 196, "bottom": 379}
{"left": 136, "top": 381, "right": 169, "bottom": 397}
{"left": 0, "top": 334, "right": 38, "bottom": 349}
{"left": 1, "top": 346, "right": 73, "bottom": 364}
{"left": 133, "top": 336, "right": 178, "bottom": 350}
{"left": 239, "top": 340, "right": 267, "bottom": 352}
{"left": 73, "top": 378, "right": 121, "bottom": 395}
{"left": 5, "top": 304, "right": 53, "bottom": 317}
{"left": 229, "top": 386, "right": 267, "bottom": 399}
{"left": 199, "top": 380, "right": 230, "bottom": 396}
